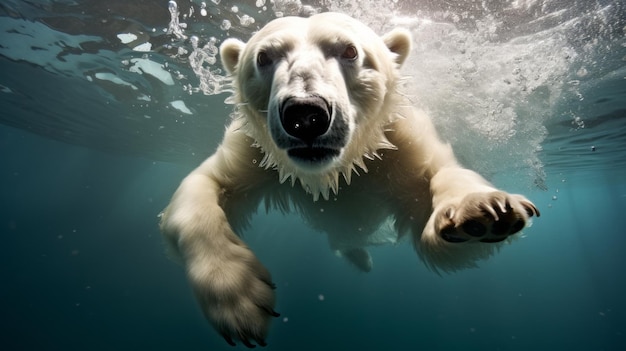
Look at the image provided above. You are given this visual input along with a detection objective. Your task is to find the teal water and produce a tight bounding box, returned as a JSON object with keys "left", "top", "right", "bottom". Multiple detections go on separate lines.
{"left": 2, "top": 124, "right": 625, "bottom": 349}
{"left": 1, "top": 0, "right": 626, "bottom": 350}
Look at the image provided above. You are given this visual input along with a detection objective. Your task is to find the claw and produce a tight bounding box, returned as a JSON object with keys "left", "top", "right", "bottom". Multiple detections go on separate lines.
{"left": 522, "top": 202, "right": 539, "bottom": 217}
{"left": 241, "top": 339, "right": 256, "bottom": 348}
{"left": 483, "top": 203, "right": 499, "bottom": 221}
{"left": 222, "top": 333, "right": 236, "bottom": 347}
{"left": 269, "top": 309, "right": 280, "bottom": 317}
{"left": 528, "top": 203, "right": 541, "bottom": 217}
{"left": 496, "top": 199, "right": 507, "bottom": 214}
{"left": 261, "top": 279, "right": 277, "bottom": 290}
{"left": 445, "top": 207, "right": 455, "bottom": 219}
{"left": 258, "top": 304, "right": 281, "bottom": 317}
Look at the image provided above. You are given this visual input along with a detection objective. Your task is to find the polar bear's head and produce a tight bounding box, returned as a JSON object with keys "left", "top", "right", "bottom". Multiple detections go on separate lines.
{"left": 220, "top": 12, "right": 411, "bottom": 199}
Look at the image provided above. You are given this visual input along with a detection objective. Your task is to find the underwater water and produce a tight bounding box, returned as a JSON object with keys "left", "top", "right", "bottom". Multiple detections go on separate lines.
{"left": 1, "top": 0, "right": 626, "bottom": 350}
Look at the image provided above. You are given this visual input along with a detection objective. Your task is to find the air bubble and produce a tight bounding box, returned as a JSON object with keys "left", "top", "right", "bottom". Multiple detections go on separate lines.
{"left": 301, "top": 5, "right": 318, "bottom": 16}
{"left": 220, "top": 19, "right": 231, "bottom": 31}
{"left": 190, "top": 36, "right": 199, "bottom": 49}
{"left": 168, "top": 0, "right": 177, "bottom": 13}
{"left": 239, "top": 14, "right": 255, "bottom": 27}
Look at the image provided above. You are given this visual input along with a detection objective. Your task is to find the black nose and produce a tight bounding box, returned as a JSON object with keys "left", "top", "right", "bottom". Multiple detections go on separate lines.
{"left": 280, "top": 96, "right": 331, "bottom": 144}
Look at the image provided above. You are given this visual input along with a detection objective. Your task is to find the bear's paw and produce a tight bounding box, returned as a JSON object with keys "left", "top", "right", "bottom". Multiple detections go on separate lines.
{"left": 187, "top": 247, "right": 279, "bottom": 348}
{"left": 434, "top": 191, "right": 540, "bottom": 243}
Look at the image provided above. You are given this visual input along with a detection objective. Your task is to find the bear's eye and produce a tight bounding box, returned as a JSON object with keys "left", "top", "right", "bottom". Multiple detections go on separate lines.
{"left": 256, "top": 51, "right": 272, "bottom": 67}
{"left": 341, "top": 45, "right": 358, "bottom": 61}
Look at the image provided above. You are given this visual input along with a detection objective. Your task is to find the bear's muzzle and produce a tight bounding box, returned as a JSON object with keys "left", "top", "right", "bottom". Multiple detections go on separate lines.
{"left": 280, "top": 95, "right": 331, "bottom": 145}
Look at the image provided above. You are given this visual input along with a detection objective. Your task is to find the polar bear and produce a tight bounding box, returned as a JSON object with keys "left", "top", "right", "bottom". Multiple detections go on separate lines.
{"left": 160, "top": 12, "right": 539, "bottom": 348}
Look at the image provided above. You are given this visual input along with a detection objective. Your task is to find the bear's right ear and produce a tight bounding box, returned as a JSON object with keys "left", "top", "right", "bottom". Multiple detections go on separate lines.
{"left": 382, "top": 28, "right": 412, "bottom": 66}
{"left": 220, "top": 38, "right": 246, "bottom": 74}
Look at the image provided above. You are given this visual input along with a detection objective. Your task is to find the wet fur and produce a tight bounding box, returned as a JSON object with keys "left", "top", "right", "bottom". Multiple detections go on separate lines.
{"left": 160, "top": 12, "right": 539, "bottom": 348}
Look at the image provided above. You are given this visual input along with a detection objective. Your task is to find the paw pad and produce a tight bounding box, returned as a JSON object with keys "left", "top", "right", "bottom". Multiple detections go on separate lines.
{"left": 437, "top": 192, "right": 539, "bottom": 244}
{"left": 462, "top": 220, "right": 487, "bottom": 237}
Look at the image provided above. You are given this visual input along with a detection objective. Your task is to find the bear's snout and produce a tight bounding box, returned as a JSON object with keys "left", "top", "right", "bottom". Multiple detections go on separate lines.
{"left": 280, "top": 96, "right": 331, "bottom": 145}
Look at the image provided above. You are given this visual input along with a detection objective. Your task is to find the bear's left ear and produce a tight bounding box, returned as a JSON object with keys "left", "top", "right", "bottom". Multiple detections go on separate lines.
{"left": 382, "top": 28, "right": 412, "bottom": 66}
{"left": 220, "top": 38, "right": 246, "bottom": 74}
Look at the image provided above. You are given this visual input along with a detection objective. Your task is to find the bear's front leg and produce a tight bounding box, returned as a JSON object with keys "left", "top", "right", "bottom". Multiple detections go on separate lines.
{"left": 160, "top": 171, "right": 278, "bottom": 348}
{"left": 418, "top": 167, "right": 540, "bottom": 271}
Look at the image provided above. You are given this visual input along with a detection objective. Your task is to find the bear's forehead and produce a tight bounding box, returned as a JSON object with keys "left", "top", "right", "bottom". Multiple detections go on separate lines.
{"left": 249, "top": 13, "right": 377, "bottom": 49}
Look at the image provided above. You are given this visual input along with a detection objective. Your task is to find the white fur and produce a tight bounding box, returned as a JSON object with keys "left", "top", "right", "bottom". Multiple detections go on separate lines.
{"left": 160, "top": 12, "right": 539, "bottom": 347}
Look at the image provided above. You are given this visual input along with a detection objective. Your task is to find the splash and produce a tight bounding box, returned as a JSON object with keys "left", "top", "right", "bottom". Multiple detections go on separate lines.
{"left": 188, "top": 35, "right": 232, "bottom": 96}
{"left": 399, "top": 17, "right": 573, "bottom": 188}
{"left": 167, "top": 0, "right": 187, "bottom": 39}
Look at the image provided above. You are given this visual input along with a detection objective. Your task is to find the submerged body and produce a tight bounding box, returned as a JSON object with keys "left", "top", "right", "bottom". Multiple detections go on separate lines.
{"left": 160, "top": 12, "right": 539, "bottom": 348}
